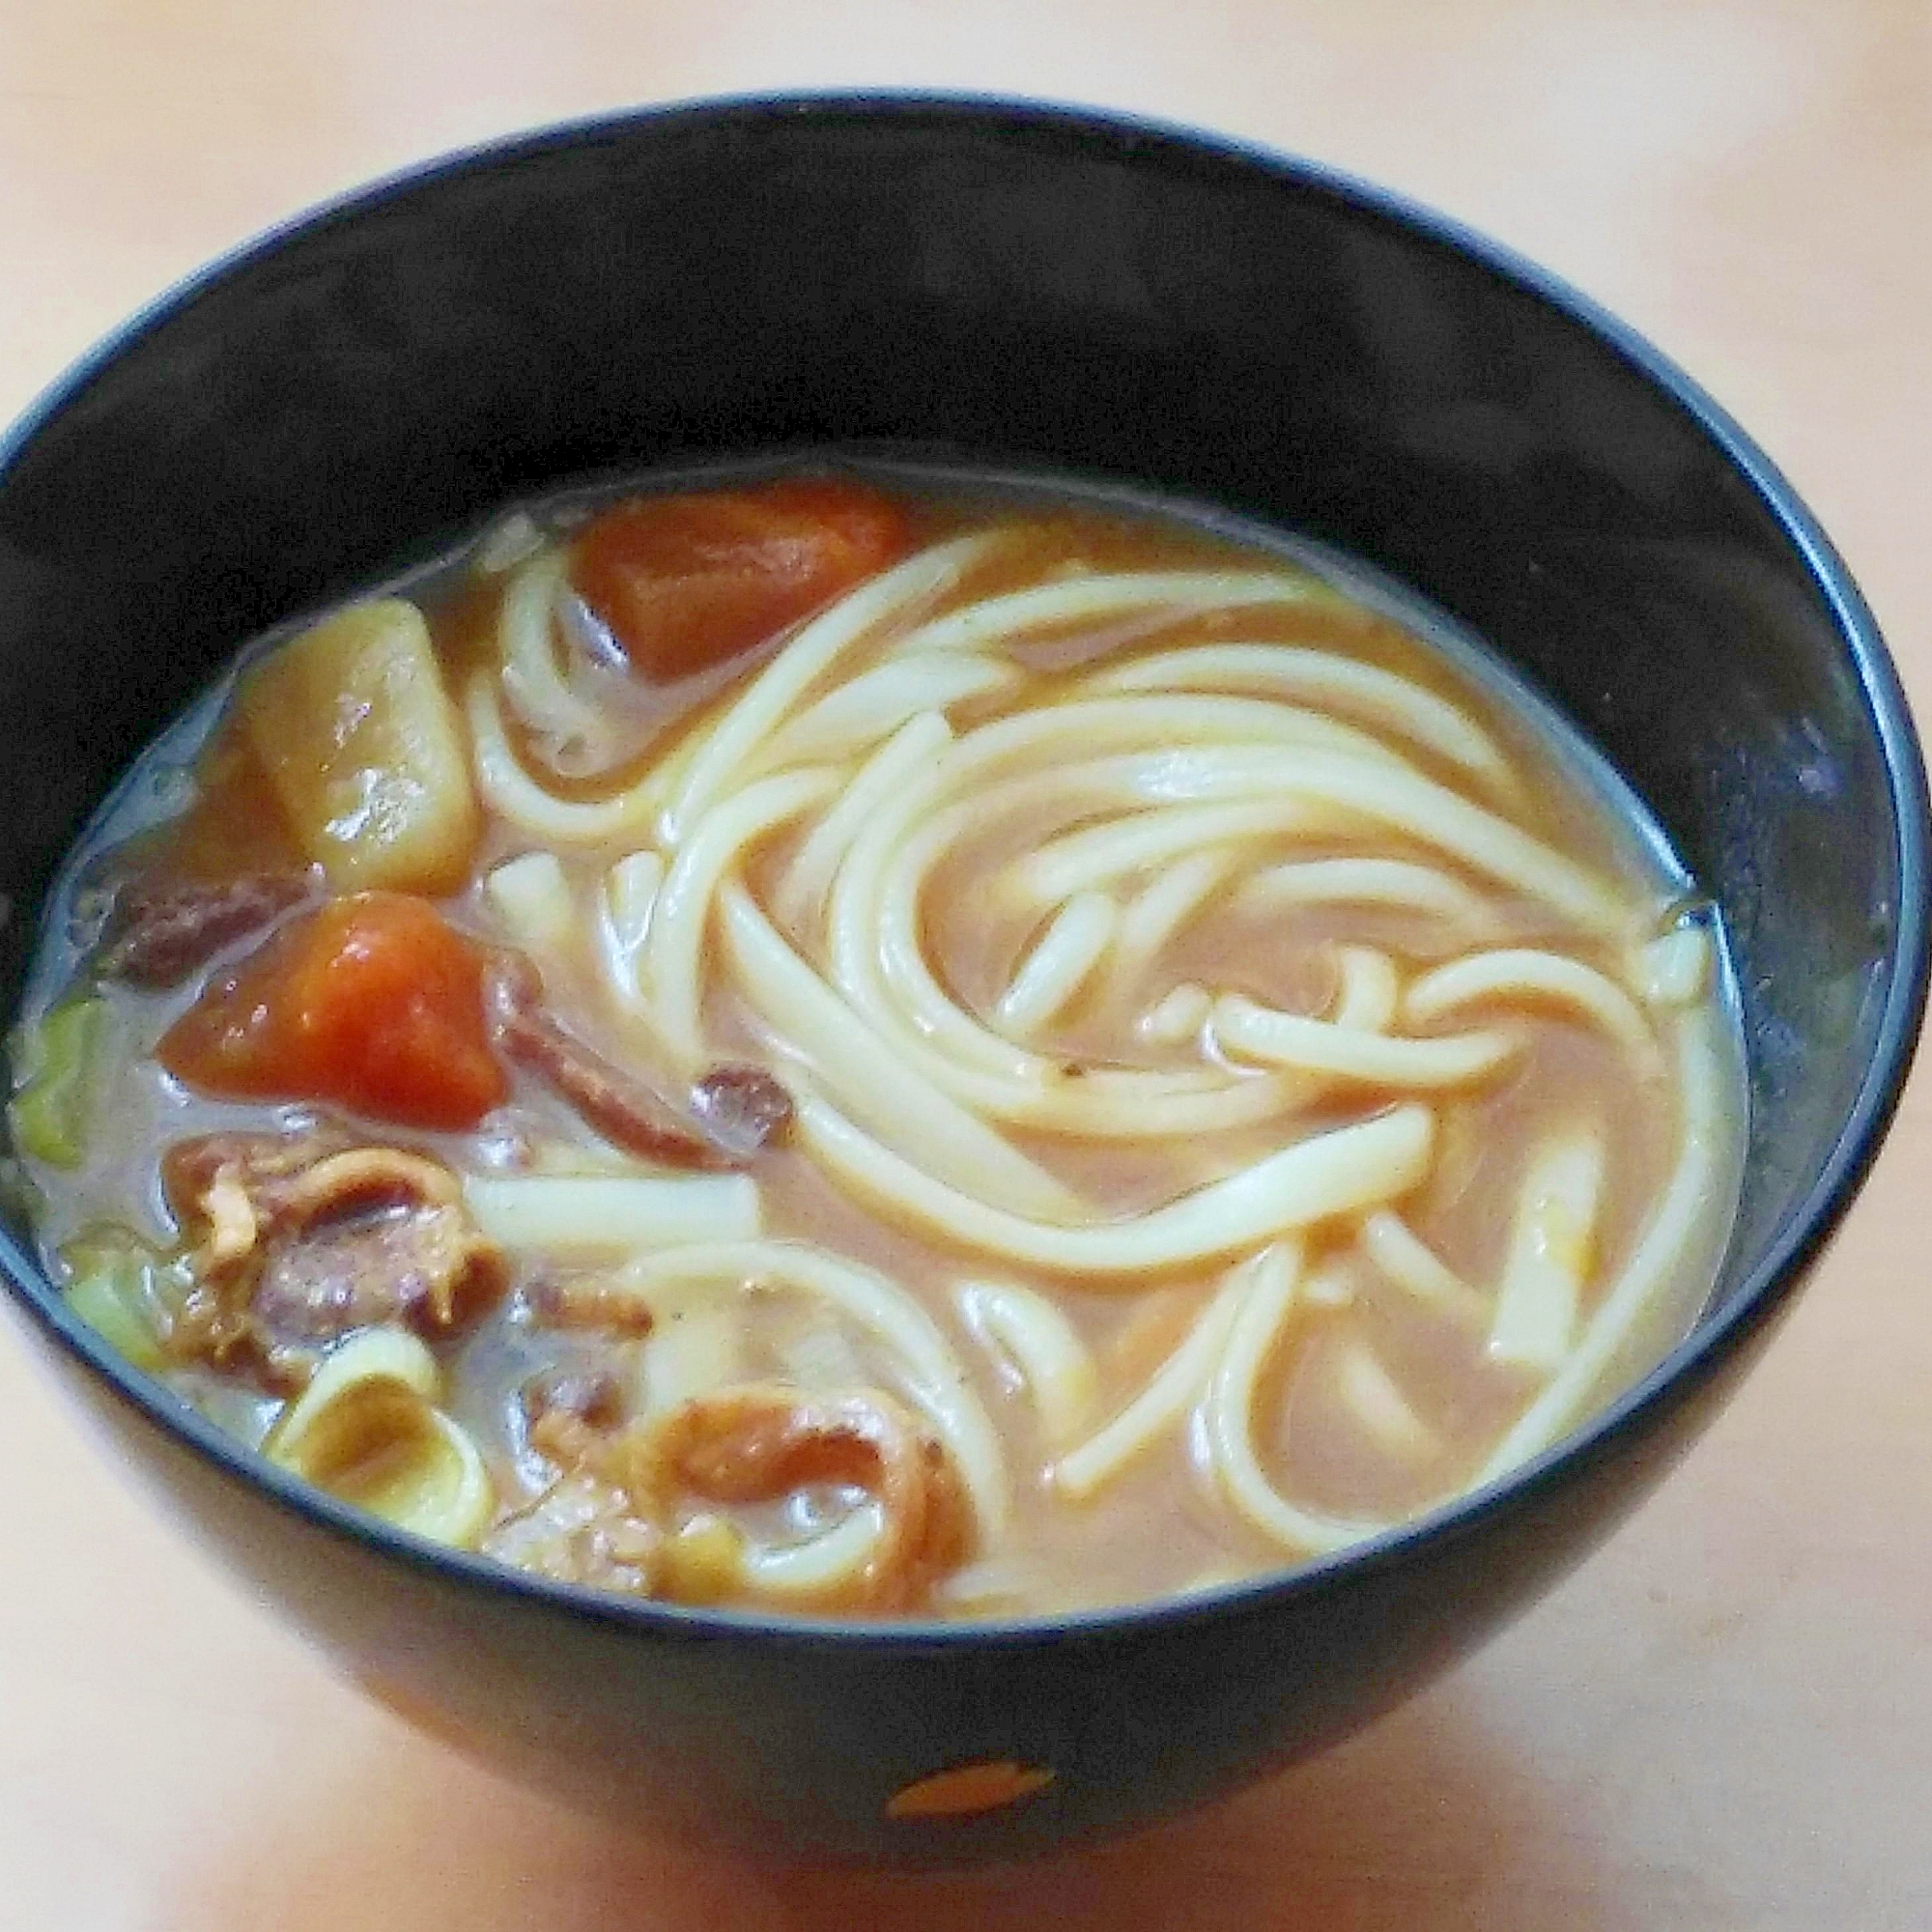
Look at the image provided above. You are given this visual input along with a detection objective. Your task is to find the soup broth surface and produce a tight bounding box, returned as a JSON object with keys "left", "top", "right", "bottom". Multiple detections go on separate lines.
{"left": 11, "top": 464, "right": 1746, "bottom": 1619}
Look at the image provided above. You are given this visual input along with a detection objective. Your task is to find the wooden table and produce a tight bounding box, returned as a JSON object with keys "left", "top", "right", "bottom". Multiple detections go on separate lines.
{"left": 3, "top": 3, "right": 1927, "bottom": 1924}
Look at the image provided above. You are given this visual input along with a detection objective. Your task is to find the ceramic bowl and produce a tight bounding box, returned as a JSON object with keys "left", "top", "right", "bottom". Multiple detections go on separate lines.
{"left": 0, "top": 96, "right": 1923, "bottom": 1864}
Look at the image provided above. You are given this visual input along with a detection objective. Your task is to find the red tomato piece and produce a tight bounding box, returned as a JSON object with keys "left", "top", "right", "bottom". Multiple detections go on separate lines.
{"left": 157, "top": 895, "right": 507, "bottom": 1132}
{"left": 570, "top": 477, "right": 914, "bottom": 682}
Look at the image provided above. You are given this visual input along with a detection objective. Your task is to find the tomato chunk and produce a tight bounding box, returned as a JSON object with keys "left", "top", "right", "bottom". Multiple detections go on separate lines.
{"left": 158, "top": 895, "right": 506, "bottom": 1131}
{"left": 570, "top": 477, "right": 914, "bottom": 682}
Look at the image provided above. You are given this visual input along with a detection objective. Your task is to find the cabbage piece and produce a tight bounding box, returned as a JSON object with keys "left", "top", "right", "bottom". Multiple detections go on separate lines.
{"left": 266, "top": 1329, "right": 496, "bottom": 1548}
{"left": 61, "top": 1236, "right": 177, "bottom": 1371}
{"left": 9, "top": 997, "right": 109, "bottom": 1168}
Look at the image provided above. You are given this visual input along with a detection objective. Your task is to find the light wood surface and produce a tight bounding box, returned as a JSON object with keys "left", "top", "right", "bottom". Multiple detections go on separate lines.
{"left": 4, "top": 4, "right": 1928, "bottom": 1926}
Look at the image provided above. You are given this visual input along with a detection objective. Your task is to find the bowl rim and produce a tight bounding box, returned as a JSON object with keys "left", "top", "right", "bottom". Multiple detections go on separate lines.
{"left": 2, "top": 88, "right": 1926, "bottom": 1653}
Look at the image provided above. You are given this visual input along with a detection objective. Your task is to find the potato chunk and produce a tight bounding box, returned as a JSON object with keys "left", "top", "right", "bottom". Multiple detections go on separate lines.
{"left": 239, "top": 599, "right": 479, "bottom": 893}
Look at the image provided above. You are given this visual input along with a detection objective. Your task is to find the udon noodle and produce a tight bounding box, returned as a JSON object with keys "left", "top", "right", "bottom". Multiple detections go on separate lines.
{"left": 9, "top": 470, "right": 1744, "bottom": 1618}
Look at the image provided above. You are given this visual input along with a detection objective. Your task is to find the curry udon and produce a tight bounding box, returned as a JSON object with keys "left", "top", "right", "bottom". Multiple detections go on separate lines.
{"left": 8, "top": 469, "right": 1745, "bottom": 1618}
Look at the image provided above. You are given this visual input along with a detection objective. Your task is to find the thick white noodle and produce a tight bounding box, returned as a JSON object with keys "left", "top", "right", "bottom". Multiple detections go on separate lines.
{"left": 1634, "top": 925, "right": 1714, "bottom": 1009}
{"left": 892, "top": 720, "right": 1618, "bottom": 933}
{"left": 485, "top": 851, "right": 576, "bottom": 956}
{"left": 995, "top": 893, "right": 1119, "bottom": 1036}
{"left": 821, "top": 710, "right": 1407, "bottom": 1005}
{"left": 972, "top": 692, "right": 1412, "bottom": 769}
{"left": 895, "top": 569, "right": 1352, "bottom": 655}
{"left": 662, "top": 531, "right": 993, "bottom": 844}
{"left": 1486, "top": 1123, "right": 1607, "bottom": 1375}
{"left": 743, "top": 1502, "right": 892, "bottom": 1600}
{"left": 823, "top": 706, "right": 1618, "bottom": 1137}
{"left": 1477, "top": 1014, "right": 1725, "bottom": 1481}
{"left": 1205, "top": 1244, "right": 1384, "bottom": 1554}
{"left": 833, "top": 717, "right": 1389, "bottom": 1065}
{"left": 1330, "top": 947, "right": 1401, "bottom": 1032}
{"left": 639, "top": 766, "right": 840, "bottom": 1067}
{"left": 955, "top": 1281, "right": 1101, "bottom": 1447}
{"left": 895, "top": 696, "right": 1406, "bottom": 805}
{"left": 1015, "top": 799, "right": 1343, "bottom": 905}
{"left": 1301, "top": 1255, "right": 1359, "bottom": 1310}
{"left": 774, "top": 710, "right": 953, "bottom": 937}
{"left": 1111, "top": 850, "right": 1237, "bottom": 988}
{"left": 606, "top": 851, "right": 668, "bottom": 952}
{"left": 1251, "top": 750, "right": 1630, "bottom": 929}
{"left": 777, "top": 1320, "right": 867, "bottom": 1390}
{"left": 1237, "top": 856, "right": 1491, "bottom": 926}
{"left": 1358, "top": 1209, "right": 1491, "bottom": 1326}
{"left": 596, "top": 849, "right": 668, "bottom": 1009}
{"left": 1406, "top": 950, "right": 1662, "bottom": 1072}
{"left": 856, "top": 782, "right": 1321, "bottom": 1078}
{"left": 1089, "top": 642, "right": 1512, "bottom": 788}
{"left": 1334, "top": 1341, "right": 1442, "bottom": 1463}
{"left": 830, "top": 758, "right": 1305, "bottom": 1134}
{"left": 1475, "top": 1012, "right": 1724, "bottom": 1480}
{"left": 860, "top": 778, "right": 1281, "bottom": 1076}
{"left": 1138, "top": 981, "right": 1213, "bottom": 1046}
{"left": 1213, "top": 992, "right": 1520, "bottom": 1089}
{"left": 757, "top": 654, "right": 1018, "bottom": 769}
{"left": 1001, "top": 1069, "right": 1299, "bottom": 1139}
{"left": 472, "top": 509, "right": 544, "bottom": 575}
{"left": 639, "top": 1303, "right": 747, "bottom": 1413}
{"left": 778, "top": 1036, "right": 1294, "bottom": 1154}
{"left": 794, "top": 1094, "right": 1434, "bottom": 1276}
{"left": 1150, "top": 952, "right": 1393, "bottom": 1060}
{"left": 464, "top": 1175, "right": 761, "bottom": 1253}
{"left": 716, "top": 884, "right": 1085, "bottom": 1220}
{"left": 1052, "top": 1262, "right": 1257, "bottom": 1498}
{"left": 466, "top": 672, "right": 664, "bottom": 845}
{"left": 613, "top": 1239, "right": 1008, "bottom": 1536}
{"left": 497, "top": 550, "right": 620, "bottom": 764}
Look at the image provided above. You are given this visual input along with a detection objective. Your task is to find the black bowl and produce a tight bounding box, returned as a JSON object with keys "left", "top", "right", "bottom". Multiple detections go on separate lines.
{"left": 0, "top": 96, "right": 1923, "bottom": 1865}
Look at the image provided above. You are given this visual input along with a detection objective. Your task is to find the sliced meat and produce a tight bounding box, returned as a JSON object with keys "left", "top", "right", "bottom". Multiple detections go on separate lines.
{"left": 525, "top": 1273, "right": 657, "bottom": 1336}
{"left": 161, "top": 1126, "right": 349, "bottom": 1208}
{"left": 649, "top": 1383, "right": 974, "bottom": 1612}
{"left": 485, "top": 952, "right": 713, "bottom": 1168}
{"left": 486, "top": 1471, "right": 663, "bottom": 1595}
{"left": 162, "top": 1129, "right": 505, "bottom": 1384}
{"left": 519, "top": 1381, "right": 976, "bottom": 1614}
{"left": 162, "top": 1129, "right": 355, "bottom": 1287}
{"left": 253, "top": 1147, "right": 466, "bottom": 1245}
{"left": 520, "top": 1367, "right": 627, "bottom": 1432}
{"left": 486, "top": 1408, "right": 663, "bottom": 1595}
{"left": 251, "top": 1203, "right": 490, "bottom": 1345}
{"left": 484, "top": 952, "right": 793, "bottom": 1169}
{"left": 98, "top": 871, "right": 313, "bottom": 987}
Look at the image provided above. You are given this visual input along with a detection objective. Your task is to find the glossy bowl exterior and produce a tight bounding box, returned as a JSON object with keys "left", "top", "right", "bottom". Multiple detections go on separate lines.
{"left": 0, "top": 98, "right": 1923, "bottom": 1864}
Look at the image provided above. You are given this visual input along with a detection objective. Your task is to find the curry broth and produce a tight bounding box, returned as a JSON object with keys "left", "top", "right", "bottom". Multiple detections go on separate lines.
{"left": 14, "top": 467, "right": 1746, "bottom": 1618}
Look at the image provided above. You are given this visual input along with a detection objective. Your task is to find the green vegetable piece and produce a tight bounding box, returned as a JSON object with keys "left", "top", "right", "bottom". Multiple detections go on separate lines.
{"left": 9, "top": 997, "right": 108, "bottom": 1169}
{"left": 65, "top": 1252, "right": 166, "bottom": 1371}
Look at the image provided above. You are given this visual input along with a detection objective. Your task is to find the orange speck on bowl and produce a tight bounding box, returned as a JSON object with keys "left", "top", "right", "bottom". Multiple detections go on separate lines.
{"left": 886, "top": 1759, "right": 1056, "bottom": 1819}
